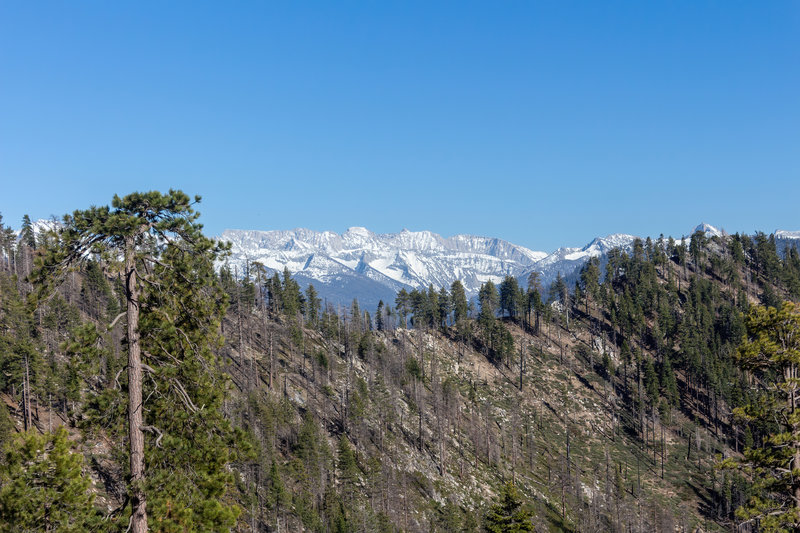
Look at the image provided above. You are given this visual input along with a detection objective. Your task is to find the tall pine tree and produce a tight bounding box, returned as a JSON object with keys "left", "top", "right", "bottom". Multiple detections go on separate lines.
{"left": 33, "top": 190, "right": 243, "bottom": 532}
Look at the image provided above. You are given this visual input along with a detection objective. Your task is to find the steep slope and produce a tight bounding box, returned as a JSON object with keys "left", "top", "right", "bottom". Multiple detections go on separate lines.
{"left": 7, "top": 213, "right": 800, "bottom": 532}
{"left": 217, "top": 227, "right": 795, "bottom": 532}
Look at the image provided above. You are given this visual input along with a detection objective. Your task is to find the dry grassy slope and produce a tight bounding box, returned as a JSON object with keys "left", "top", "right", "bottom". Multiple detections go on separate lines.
{"left": 224, "top": 279, "right": 731, "bottom": 532}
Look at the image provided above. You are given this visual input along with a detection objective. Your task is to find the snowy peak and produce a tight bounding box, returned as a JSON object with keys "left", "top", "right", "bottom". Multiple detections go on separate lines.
{"left": 32, "top": 218, "right": 60, "bottom": 235}
{"left": 693, "top": 223, "right": 724, "bottom": 238}
{"left": 536, "top": 234, "right": 637, "bottom": 266}
{"left": 521, "top": 234, "right": 638, "bottom": 289}
{"left": 582, "top": 234, "right": 638, "bottom": 255}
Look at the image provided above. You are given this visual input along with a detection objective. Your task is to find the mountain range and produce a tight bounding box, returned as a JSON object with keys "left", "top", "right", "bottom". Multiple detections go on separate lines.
{"left": 13, "top": 219, "right": 800, "bottom": 310}
{"left": 219, "top": 222, "right": 772, "bottom": 310}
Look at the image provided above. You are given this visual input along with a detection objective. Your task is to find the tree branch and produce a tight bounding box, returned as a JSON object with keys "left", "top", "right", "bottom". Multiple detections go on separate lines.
{"left": 171, "top": 378, "right": 199, "bottom": 413}
{"left": 108, "top": 312, "right": 126, "bottom": 330}
{"left": 141, "top": 425, "right": 164, "bottom": 448}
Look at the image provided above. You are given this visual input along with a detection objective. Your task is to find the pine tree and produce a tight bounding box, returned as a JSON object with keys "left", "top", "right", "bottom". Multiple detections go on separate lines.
{"left": 137, "top": 222, "right": 247, "bottom": 531}
{"left": 580, "top": 257, "right": 601, "bottom": 316}
{"left": 499, "top": 275, "right": 521, "bottom": 320}
{"left": 722, "top": 302, "right": 800, "bottom": 531}
{"left": 20, "top": 214, "right": 36, "bottom": 249}
{"left": 282, "top": 267, "right": 304, "bottom": 318}
{"left": 450, "top": 280, "right": 469, "bottom": 324}
{"left": 479, "top": 281, "right": 499, "bottom": 322}
{"left": 643, "top": 358, "right": 659, "bottom": 408}
{"left": 660, "top": 355, "right": 679, "bottom": 407}
{"left": 306, "top": 283, "right": 321, "bottom": 326}
{"left": 427, "top": 284, "right": 440, "bottom": 328}
{"left": 478, "top": 281, "right": 499, "bottom": 357}
{"left": 32, "top": 190, "right": 242, "bottom": 532}
{"left": 376, "top": 300, "right": 385, "bottom": 331}
{"left": 395, "top": 288, "right": 410, "bottom": 329}
{"left": 438, "top": 286, "right": 451, "bottom": 328}
{"left": 483, "top": 482, "right": 533, "bottom": 532}
{"left": 0, "top": 428, "right": 101, "bottom": 531}
{"left": 0, "top": 270, "right": 39, "bottom": 430}
{"left": 337, "top": 435, "right": 360, "bottom": 509}
{"left": 267, "top": 272, "right": 283, "bottom": 316}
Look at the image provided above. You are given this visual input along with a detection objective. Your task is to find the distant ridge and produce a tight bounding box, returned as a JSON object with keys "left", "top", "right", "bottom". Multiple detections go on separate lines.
{"left": 220, "top": 227, "right": 641, "bottom": 308}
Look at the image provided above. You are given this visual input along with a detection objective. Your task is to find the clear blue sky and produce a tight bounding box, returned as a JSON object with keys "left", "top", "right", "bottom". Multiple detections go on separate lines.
{"left": 1, "top": 2, "right": 798, "bottom": 252}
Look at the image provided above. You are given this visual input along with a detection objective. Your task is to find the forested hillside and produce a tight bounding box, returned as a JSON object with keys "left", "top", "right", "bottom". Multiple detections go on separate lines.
{"left": 1, "top": 193, "right": 800, "bottom": 532}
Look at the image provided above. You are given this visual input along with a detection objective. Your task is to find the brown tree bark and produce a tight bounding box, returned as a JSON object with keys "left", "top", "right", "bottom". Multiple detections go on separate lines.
{"left": 125, "top": 236, "right": 147, "bottom": 532}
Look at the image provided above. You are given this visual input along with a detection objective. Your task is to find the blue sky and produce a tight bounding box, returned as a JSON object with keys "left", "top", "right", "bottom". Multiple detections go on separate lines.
{"left": 1, "top": 2, "right": 798, "bottom": 252}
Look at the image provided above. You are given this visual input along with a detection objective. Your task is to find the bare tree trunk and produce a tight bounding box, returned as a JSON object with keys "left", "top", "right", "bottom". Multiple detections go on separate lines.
{"left": 269, "top": 329, "right": 274, "bottom": 390}
{"left": 125, "top": 237, "right": 148, "bottom": 533}
{"left": 23, "top": 354, "right": 31, "bottom": 431}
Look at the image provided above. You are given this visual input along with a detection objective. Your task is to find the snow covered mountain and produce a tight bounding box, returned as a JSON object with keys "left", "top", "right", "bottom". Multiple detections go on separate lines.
{"left": 693, "top": 223, "right": 724, "bottom": 238}
{"left": 11, "top": 217, "right": 799, "bottom": 310}
{"left": 220, "top": 227, "right": 548, "bottom": 308}
{"left": 518, "top": 233, "right": 638, "bottom": 291}
{"left": 219, "top": 227, "right": 641, "bottom": 309}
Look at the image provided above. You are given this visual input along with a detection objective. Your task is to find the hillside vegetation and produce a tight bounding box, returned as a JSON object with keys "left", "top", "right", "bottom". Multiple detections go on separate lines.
{"left": 1, "top": 196, "right": 800, "bottom": 532}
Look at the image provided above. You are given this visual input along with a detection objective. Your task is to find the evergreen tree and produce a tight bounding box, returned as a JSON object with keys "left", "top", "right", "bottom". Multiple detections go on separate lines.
{"left": 438, "top": 286, "right": 451, "bottom": 328}
{"left": 723, "top": 302, "right": 800, "bottom": 531}
{"left": 282, "top": 267, "right": 304, "bottom": 318}
{"left": 450, "top": 280, "right": 469, "bottom": 324}
{"left": 408, "top": 289, "right": 426, "bottom": 329}
{"left": 643, "top": 357, "right": 659, "bottom": 408}
{"left": 483, "top": 482, "right": 533, "bottom": 532}
{"left": 580, "top": 257, "right": 601, "bottom": 315}
{"left": 479, "top": 281, "right": 499, "bottom": 321}
{"left": 337, "top": 436, "right": 360, "bottom": 508}
{"left": 0, "top": 272, "right": 39, "bottom": 429}
{"left": 305, "top": 283, "right": 321, "bottom": 326}
{"left": 137, "top": 223, "right": 247, "bottom": 531}
{"left": 20, "top": 214, "right": 36, "bottom": 249}
{"left": 0, "top": 428, "right": 101, "bottom": 531}
{"left": 660, "top": 355, "right": 679, "bottom": 407}
{"left": 478, "top": 281, "right": 499, "bottom": 356}
{"left": 32, "top": 190, "right": 242, "bottom": 532}
{"left": 690, "top": 230, "right": 707, "bottom": 270}
{"left": 499, "top": 275, "right": 521, "bottom": 320}
{"left": 351, "top": 298, "right": 362, "bottom": 332}
{"left": 427, "top": 284, "right": 440, "bottom": 328}
{"left": 395, "top": 289, "right": 410, "bottom": 329}
{"left": 376, "top": 300, "right": 385, "bottom": 331}
{"left": 267, "top": 459, "right": 290, "bottom": 529}
{"left": 268, "top": 272, "right": 283, "bottom": 316}
{"left": 526, "top": 287, "right": 543, "bottom": 334}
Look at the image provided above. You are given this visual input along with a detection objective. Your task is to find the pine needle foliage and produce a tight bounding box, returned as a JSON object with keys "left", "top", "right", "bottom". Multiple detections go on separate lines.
{"left": 722, "top": 302, "right": 800, "bottom": 531}
{"left": 31, "top": 190, "right": 247, "bottom": 532}
{"left": 483, "top": 482, "right": 533, "bottom": 533}
{"left": 0, "top": 428, "right": 101, "bottom": 531}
